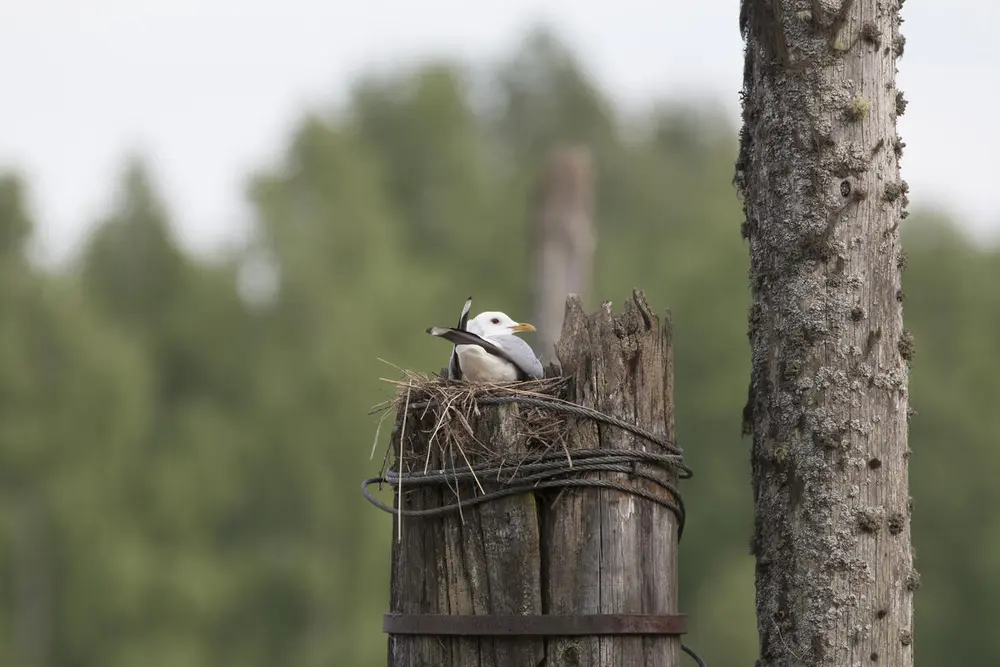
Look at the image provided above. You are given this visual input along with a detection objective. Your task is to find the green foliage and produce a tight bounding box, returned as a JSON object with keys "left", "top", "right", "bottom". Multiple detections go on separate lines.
{"left": 0, "top": 174, "right": 32, "bottom": 258}
{"left": 901, "top": 212, "right": 1000, "bottom": 666}
{"left": 0, "top": 177, "right": 152, "bottom": 667}
{"left": 0, "top": 28, "right": 996, "bottom": 667}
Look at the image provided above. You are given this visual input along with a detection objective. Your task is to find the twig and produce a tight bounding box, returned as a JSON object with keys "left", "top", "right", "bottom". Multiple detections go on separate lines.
{"left": 397, "top": 384, "right": 411, "bottom": 544}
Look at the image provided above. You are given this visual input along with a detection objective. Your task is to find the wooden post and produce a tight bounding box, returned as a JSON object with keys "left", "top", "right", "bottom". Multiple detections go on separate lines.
{"left": 385, "top": 290, "right": 683, "bottom": 667}
{"left": 531, "top": 145, "right": 597, "bottom": 365}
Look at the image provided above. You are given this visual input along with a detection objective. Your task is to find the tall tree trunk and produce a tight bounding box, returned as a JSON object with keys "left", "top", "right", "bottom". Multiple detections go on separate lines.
{"left": 531, "top": 145, "right": 596, "bottom": 365}
{"left": 737, "top": 1, "right": 914, "bottom": 665}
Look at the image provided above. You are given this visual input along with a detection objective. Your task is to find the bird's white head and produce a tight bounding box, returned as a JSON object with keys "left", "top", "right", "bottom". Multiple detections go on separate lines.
{"left": 467, "top": 311, "right": 536, "bottom": 338}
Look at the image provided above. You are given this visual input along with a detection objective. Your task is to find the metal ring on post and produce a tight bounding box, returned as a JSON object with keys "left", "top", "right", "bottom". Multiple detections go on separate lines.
{"left": 383, "top": 613, "right": 689, "bottom": 637}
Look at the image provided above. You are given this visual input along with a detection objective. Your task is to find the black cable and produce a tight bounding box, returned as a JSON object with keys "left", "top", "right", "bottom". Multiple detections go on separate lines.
{"left": 362, "top": 448, "right": 687, "bottom": 536}
{"left": 683, "top": 643, "right": 708, "bottom": 667}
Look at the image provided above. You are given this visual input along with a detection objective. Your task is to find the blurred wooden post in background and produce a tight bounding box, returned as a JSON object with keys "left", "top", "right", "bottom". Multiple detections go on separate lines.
{"left": 12, "top": 500, "right": 52, "bottom": 667}
{"left": 384, "top": 292, "right": 685, "bottom": 667}
{"left": 531, "top": 145, "right": 597, "bottom": 365}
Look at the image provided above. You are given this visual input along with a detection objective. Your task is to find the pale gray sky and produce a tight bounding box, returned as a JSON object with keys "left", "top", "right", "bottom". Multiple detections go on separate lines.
{"left": 1, "top": 0, "right": 996, "bottom": 263}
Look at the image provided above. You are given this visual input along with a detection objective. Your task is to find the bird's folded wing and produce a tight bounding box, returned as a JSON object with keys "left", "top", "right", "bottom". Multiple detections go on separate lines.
{"left": 427, "top": 326, "right": 524, "bottom": 375}
{"left": 427, "top": 327, "right": 543, "bottom": 381}
{"left": 492, "top": 335, "right": 544, "bottom": 380}
{"left": 427, "top": 327, "right": 501, "bottom": 350}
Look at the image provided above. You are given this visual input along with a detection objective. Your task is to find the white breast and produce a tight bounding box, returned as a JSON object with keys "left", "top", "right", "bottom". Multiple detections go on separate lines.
{"left": 455, "top": 344, "right": 519, "bottom": 382}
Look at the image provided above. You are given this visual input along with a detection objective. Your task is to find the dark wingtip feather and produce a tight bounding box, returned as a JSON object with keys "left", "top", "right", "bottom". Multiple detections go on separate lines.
{"left": 458, "top": 296, "right": 473, "bottom": 329}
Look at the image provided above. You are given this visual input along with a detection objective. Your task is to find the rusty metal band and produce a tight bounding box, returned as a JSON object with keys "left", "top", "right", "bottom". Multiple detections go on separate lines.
{"left": 383, "top": 613, "right": 688, "bottom": 637}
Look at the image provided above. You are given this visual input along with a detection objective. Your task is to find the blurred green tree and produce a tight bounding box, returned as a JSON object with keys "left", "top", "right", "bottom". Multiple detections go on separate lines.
{"left": 77, "top": 159, "right": 264, "bottom": 667}
{"left": 0, "top": 174, "right": 151, "bottom": 667}
{"left": 903, "top": 213, "right": 1000, "bottom": 666}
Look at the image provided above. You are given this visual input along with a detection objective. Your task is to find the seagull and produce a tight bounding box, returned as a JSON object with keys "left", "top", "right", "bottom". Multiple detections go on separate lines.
{"left": 427, "top": 309, "right": 544, "bottom": 382}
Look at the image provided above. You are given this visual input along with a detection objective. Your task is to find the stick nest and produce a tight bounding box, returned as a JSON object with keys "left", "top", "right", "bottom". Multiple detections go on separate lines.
{"left": 372, "top": 368, "right": 572, "bottom": 480}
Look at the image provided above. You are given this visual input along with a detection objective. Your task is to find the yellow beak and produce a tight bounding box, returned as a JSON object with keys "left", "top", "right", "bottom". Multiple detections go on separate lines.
{"left": 511, "top": 322, "right": 536, "bottom": 333}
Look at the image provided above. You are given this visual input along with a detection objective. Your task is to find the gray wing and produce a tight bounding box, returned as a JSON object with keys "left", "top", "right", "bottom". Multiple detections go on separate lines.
{"left": 448, "top": 296, "right": 473, "bottom": 380}
{"left": 492, "top": 335, "right": 544, "bottom": 380}
{"left": 429, "top": 328, "right": 541, "bottom": 381}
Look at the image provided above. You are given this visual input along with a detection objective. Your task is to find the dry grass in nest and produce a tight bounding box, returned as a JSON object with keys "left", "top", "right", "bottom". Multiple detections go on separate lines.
{"left": 370, "top": 364, "right": 572, "bottom": 533}
{"left": 372, "top": 368, "right": 570, "bottom": 469}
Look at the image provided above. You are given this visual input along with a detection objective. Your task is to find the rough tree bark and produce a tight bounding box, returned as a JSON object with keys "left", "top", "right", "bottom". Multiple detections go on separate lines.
{"left": 387, "top": 291, "right": 681, "bottom": 666}
{"left": 737, "top": 1, "right": 914, "bottom": 666}
{"left": 531, "top": 145, "right": 597, "bottom": 365}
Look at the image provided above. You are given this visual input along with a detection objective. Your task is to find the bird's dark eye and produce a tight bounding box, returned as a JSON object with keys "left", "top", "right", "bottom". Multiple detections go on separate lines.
{"left": 491, "top": 317, "right": 500, "bottom": 325}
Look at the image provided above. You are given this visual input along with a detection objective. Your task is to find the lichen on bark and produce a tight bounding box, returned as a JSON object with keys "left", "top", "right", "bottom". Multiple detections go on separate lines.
{"left": 737, "top": 0, "right": 914, "bottom": 665}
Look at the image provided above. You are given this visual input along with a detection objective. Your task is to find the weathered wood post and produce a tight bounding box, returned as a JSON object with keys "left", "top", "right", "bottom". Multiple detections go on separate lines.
{"left": 531, "top": 145, "right": 597, "bottom": 365}
{"left": 378, "top": 290, "right": 688, "bottom": 667}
